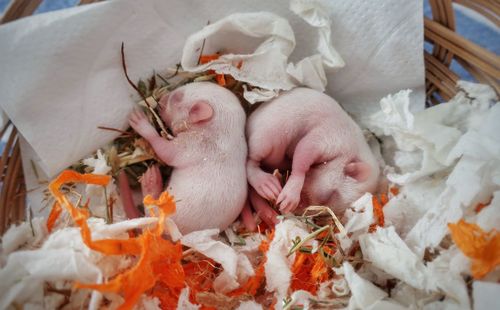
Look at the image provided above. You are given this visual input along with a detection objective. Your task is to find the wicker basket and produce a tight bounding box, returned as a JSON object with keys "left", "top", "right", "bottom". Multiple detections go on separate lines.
{"left": 0, "top": 0, "right": 498, "bottom": 235}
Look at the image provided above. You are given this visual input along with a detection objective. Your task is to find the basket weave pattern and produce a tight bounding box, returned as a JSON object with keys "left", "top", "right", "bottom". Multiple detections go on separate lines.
{"left": 0, "top": 0, "right": 498, "bottom": 234}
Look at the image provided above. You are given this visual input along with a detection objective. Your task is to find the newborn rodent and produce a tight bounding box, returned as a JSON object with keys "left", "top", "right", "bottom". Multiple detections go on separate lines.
{"left": 127, "top": 82, "right": 248, "bottom": 234}
{"left": 246, "top": 87, "right": 379, "bottom": 224}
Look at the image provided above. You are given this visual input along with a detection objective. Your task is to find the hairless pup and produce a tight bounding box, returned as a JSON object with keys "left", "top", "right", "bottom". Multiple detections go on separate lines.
{"left": 244, "top": 88, "right": 380, "bottom": 228}
{"left": 126, "top": 82, "right": 248, "bottom": 234}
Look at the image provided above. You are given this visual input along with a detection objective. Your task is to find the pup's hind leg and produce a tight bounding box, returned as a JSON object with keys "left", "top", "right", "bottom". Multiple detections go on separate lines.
{"left": 140, "top": 164, "right": 163, "bottom": 199}
{"left": 249, "top": 187, "right": 279, "bottom": 228}
{"left": 247, "top": 141, "right": 283, "bottom": 202}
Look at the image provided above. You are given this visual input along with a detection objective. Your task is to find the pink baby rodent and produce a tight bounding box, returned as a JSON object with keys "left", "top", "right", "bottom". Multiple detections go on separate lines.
{"left": 128, "top": 82, "right": 248, "bottom": 234}
{"left": 246, "top": 87, "right": 380, "bottom": 223}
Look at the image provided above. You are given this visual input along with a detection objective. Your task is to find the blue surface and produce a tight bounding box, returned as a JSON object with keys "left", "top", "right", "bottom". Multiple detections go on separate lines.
{"left": 0, "top": 0, "right": 77, "bottom": 12}
{"left": 34, "top": 0, "right": 79, "bottom": 14}
{"left": 0, "top": 0, "right": 498, "bottom": 81}
{"left": 424, "top": 2, "right": 499, "bottom": 81}
{"left": 0, "top": 0, "right": 9, "bottom": 11}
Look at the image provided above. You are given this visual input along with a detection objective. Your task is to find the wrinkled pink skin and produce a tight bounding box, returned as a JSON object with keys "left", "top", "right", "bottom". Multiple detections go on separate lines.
{"left": 246, "top": 88, "right": 380, "bottom": 227}
{"left": 127, "top": 82, "right": 248, "bottom": 234}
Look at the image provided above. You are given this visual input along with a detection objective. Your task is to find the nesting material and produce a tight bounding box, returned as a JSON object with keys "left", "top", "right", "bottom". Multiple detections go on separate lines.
{"left": 1, "top": 81, "right": 498, "bottom": 309}
{"left": 181, "top": 0, "right": 345, "bottom": 103}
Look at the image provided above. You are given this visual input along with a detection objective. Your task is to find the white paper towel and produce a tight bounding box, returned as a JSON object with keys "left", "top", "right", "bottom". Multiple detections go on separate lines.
{"left": 0, "top": 0, "right": 424, "bottom": 208}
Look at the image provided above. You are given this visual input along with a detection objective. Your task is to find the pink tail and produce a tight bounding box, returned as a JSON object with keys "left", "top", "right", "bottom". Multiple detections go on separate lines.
{"left": 118, "top": 170, "right": 142, "bottom": 219}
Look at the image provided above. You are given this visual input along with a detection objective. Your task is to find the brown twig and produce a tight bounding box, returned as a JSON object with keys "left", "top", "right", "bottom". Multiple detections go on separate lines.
{"left": 197, "top": 20, "right": 210, "bottom": 65}
{"left": 121, "top": 42, "right": 170, "bottom": 139}
{"left": 121, "top": 42, "right": 152, "bottom": 108}
{"left": 164, "top": 63, "right": 182, "bottom": 80}
{"left": 97, "top": 126, "right": 133, "bottom": 137}
{"left": 155, "top": 73, "right": 169, "bottom": 86}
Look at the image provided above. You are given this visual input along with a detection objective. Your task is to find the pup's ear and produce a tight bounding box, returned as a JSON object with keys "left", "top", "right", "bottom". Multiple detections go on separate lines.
{"left": 188, "top": 100, "right": 213, "bottom": 124}
{"left": 344, "top": 161, "right": 371, "bottom": 182}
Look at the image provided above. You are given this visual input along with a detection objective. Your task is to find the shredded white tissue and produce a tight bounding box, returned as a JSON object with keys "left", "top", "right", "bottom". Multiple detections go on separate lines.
{"left": 82, "top": 149, "right": 111, "bottom": 175}
{"left": 1, "top": 217, "right": 47, "bottom": 256}
{"left": 165, "top": 218, "right": 183, "bottom": 241}
{"left": 359, "top": 226, "right": 432, "bottom": 290}
{"left": 405, "top": 100, "right": 500, "bottom": 255}
{"left": 475, "top": 191, "right": 500, "bottom": 231}
{"left": 344, "top": 193, "right": 375, "bottom": 234}
{"left": 457, "top": 80, "right": 497, "bottom": 104}
{"left": 331, "top": 277, "right": 350, "bottom": 297}
{"left": 287, "top": 290, "right": 315, "bottom": 309}
{"left": 181, "top": 229, "right": 254, "bottom": 293}
{"left": 139, "top": 296, "right": 162, "bottom": 310}
{"left": 265, "top": 219, "right": 313, "bottom": 299}
{"left": 181, "top": 12, "right": 296, "bottom": 90}
{"left": 242, "top": 85, "right": 281, "bottom": 104}
{"left": 0, "top": 242, "right": 102, "bottom": 309}
{"left": 181, "top": 1, "right": 344, "bottom": 103}
{"left": 90, "top": 217, "right": 157, "bottom": 239}
{"left": 0, "top": 214, "right": 165, "bottom": 309}
{"left": 182, "top": 229, "right": 238, "bottom": 278}
{"left": 213, "top": 253, "right": 255, "bottom": 293}
{"left": 390, "top": 282, "right": 439, "bottom": 308}
{"left": 236, "top": 300, "right": 264, "bottom": 310}
{"left": 289, "top": 0, "right": 345, "bottom": 69}
{"left": 425, "top": 247, "right": 471, "bottom": 309}
{"left": 341, "top": 262, "right": 387, "bottom": 309}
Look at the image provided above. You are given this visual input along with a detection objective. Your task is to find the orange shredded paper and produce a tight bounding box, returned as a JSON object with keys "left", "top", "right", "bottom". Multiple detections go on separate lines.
{"left": 448, "top": 219, "right": 500, "bottom": 279}
{"left": 46, "top": 202, "right": 62, "bottom": 233}
{"left": 199, "top": 54, "right": 242, "bottom": 87}
{"left": 199, "top": 54, "right": 226, "bottom": 86}
{"left": 369, "top": 193, "right": 388, "bottom": 233}
{"left": 290, "top": 249, "right": 330, "bottom": 294}
{"left": 49, "top": 170, "right": 184, "bottom": 309}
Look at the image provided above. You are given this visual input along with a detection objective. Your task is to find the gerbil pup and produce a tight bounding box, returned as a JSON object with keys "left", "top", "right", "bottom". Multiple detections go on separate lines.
{"left": 246, "top": 87, "right": 379, "bottom": 221}
{"left": 128, "top": 82, "right": 247, "bottom": 234}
